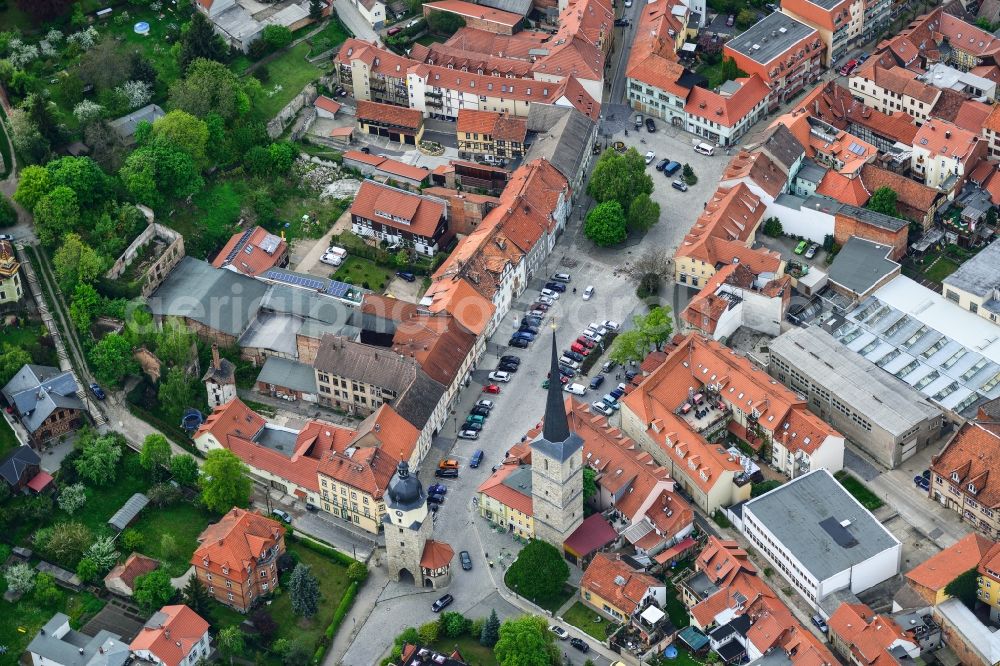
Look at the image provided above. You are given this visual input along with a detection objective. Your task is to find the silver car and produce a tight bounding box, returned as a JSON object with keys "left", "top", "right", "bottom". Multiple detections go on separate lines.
{"left": 591, "top": 402, "right": 614, "bottom": 416}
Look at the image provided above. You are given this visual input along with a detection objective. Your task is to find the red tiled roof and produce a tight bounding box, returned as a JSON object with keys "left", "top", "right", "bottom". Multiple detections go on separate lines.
{"left": 564, "top": 513, "right": 618, "bottom": 557}
{"left": 456, "top": 109, "right": 528, "bottom": 143}
{"left": 192, "top": 508, "right": 284, "bottom": 576}
{"left": 675, "top": 183, "right": 765, "bottom": 265}
{"left": 314, "top": 95, "right": 342, "bottom": 114}
{"left": 816, "top": 172, "right": 871, "bottom": 206}
{"left": 906, "top": 532, "right": 995, "bottom": 592}
{"left": 26, "top": 471, "right": 53, "bottom": 492}
{"left": 626, "top": 0, "right": 689, "bottom": 98}
{"left": 420, "top": 277, "right": 496, "bottom": 335}
{"left": 420, "top": 539, "right": 455, "bottom": 569}
{"left": 721, "top": 150, "right": 785, "bottom": 199}
{"left": 827, "top": 602, "right": 913, "bottom": 666}
{"left": 424, "top": 0, "right": 523, "bottom": 27}
{"left": 211, "top": 226, "right": 288, "bottom": 276}
{"left": 105, "top": 552, "right": 159, "bottom": 591}
{"left": 317, "top": 447, "right": 399, "bottom": 498}
{"left": 351, "top": 180, "right": 446, "bottom": 238}
{"left": 392, "top": 311, "right": 477, "bottom": 387}
{"left": 931, "top": 421, "right": 1000, "bottom": 510}
{"left": 913, "top": 118, "right": 981, "bottom": 163}
{"left": 685, "top": 76, "right": 770, "bottom": 129}
{"left": 130, "top": 605, "right": 209, "bottom": 666}
{"left": 356, "top": 100, "right": 423, "bottom": 130}
{"left": 953, "top": 100, "right": 992, "bottom": 133}
{"left": 859, "top": 164, "right": 940, "bottom": 220}
{"left": 581, "top": 553, "right": 662, "bottom": 616}
{"left": 348, "top": 404, "right": 421, "bottom": 463}
{"left": 477, "top": 464, "right": 533, "bottom": 515}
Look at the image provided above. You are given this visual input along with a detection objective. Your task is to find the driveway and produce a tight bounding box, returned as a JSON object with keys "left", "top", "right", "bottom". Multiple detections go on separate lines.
{"left": 292, "top": 208, "right": 352, "bottom": 277}
{"left": 333, "top": 0, "right": 379, "bottom": 43}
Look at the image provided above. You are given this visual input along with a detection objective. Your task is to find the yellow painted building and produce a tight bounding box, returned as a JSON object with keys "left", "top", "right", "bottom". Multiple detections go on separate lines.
{"left": 477, "top": 464, "right": 534, "bottom": 539}
{"left": 317, "top": 447, "right": 397, "bottom": 534}
{"left": 0, "top": 241, "right": 22, "bottom": 305}
{"left": 979, "top": 548, "right": 1000, "bottom": 622}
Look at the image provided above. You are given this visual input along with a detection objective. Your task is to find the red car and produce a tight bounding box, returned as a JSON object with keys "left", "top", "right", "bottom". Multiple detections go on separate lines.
{"left": 483, "top": 384, "right": 502, "bottom": 394}
{"left": 839, "top": 59, "right": 858, "bottom": 75}
{"left": 576, "top": 336, "right": 595, "bottom": 348}
{"left": 570, "top": 342, "right": 590, "bottom": 355}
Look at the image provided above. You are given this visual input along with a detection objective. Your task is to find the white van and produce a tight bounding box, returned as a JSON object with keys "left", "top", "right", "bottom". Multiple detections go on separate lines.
{"left": 564, "top": 383, "right": 587, "bottom": 395}
{"left": 694, "top": 142, "right": 715, "bottom": 156}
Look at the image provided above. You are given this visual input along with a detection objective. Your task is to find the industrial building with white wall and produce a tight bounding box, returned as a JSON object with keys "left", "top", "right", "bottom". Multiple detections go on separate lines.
{"left": 740, "top": 469, "right": 902, "bottom": 614}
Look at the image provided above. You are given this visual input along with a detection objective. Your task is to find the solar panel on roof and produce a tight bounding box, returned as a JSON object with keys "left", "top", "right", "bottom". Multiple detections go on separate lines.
{"left": 848, "top": 142, "right": 866, "bottom": 156}
{"left": 326, "top": 281, "right": 351, "bottom": 298}
{"left": 223, "top": 227, "right": 255, "bottom": 266}
{"left": 264, "top": 270, "right": 325, "bottom": 291}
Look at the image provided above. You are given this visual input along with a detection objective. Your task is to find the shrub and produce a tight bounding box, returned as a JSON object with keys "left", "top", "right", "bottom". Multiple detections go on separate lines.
{"left": 418, "top": 620, "right": 440, "bottom": 645}
{"left": 324, "top": 581, "right": 359, "bottom": 640}
{"left": 347, "top": 561, "right": 369, "bottom": 583}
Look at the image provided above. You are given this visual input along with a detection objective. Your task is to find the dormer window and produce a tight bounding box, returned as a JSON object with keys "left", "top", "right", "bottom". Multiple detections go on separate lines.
{"left": 952, "top": 472, "right": 960, "bottom": 482}
{"left": 968, "top": 483, "right": 977, "bottom": 494}
{"left": 222, "top": 566, "right": 229, "bottom": 575}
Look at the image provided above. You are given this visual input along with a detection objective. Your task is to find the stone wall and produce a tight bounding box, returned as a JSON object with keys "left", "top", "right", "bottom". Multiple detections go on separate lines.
{"left": 106, "top": 212, "right": 186, "bottom": 299}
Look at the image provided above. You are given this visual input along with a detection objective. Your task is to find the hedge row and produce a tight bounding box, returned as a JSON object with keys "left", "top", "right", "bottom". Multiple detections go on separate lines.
{"left": 290, "top": 533, "right": 361, "bottom": 568}
{"left": 310, "top": 580, "right": 360, "bottom": 664}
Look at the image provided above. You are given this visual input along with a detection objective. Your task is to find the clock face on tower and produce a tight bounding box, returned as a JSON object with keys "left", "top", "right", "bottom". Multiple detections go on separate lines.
{"left": 395, "top": 510, "right": 403, "bottom": 517}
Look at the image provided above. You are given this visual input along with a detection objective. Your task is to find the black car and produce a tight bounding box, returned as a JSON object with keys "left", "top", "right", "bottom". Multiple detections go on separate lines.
{"left": 645, "top": 117, "right": 656, "bottom": 132}
{"left": 614, "top": 17, "right": 629, "bottom": 25}
{"left": 460, "top": 550, "right": 473, "bottom": 570}
{"left": 625, "top": 369, "right": 640, "bottom": 380}
{"left": 500, "top": 355, "right": 521, "bottom": 365}
{"left": 395, "top": 270, "right": 416, "bottom": 282}
{"left": 589, "top": 375, "right": 605, "bottom": 389}
{"left": 435, "top": 468, "right": 459, "bottom": 478}
{"left": 569, "top": 638, "right": 589, "bottom": 653}
{"left": 470, "top": 405, "right": 491, "bottom": 417}
{"left": 498, "top": 362, "right": 519, "bottom": 373}
{"left": 519, "top": 324, "right": 539, "bottom": 335}
{"left": 463, "top": 421, "right": 483, "bottom": 432}
{"left": 470, "top": 450, "right": 484, "bottom": 468}
{"left": 427, "top": 493, "right": 445, "bottom": 505}
{"left": 655, "top": 158, "right": 669, "bottom": 171}
{"left": 558, "top": 365, "right": 576, "bottom": 378}
{"left": 563, "top": 350, "right": 584, "bottom": 363}
{"left": 428, "top": 483, "right": 447, "bottom": 495}
{"left": 522, "top": 315, "right": 542, "bottom": 326}
{"left": 508, "top": 337, "right": 529, "bottom": 348}
{"left": 89, "top": 383, "right": 106, "bottom": 400}
{"left": 543, "top": 282, "right": 566, "bottom": 292}
{"left": 431, "top": 594, "right": 454, "bottom": 612}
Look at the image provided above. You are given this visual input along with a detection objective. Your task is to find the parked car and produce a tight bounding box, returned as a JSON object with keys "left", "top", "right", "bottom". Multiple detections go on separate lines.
{"left": 794, "top": 240, "right": 809, "bottom": 254}
{"left": 465, "top": 415, "right": 485, "bottom": 426}
{"left": 570, "top": 342, "right": 590, "bottom": 355}
{"left": 435, "top": 468, "right": 459, "bottom": 478}
{"left": 602, "top": 360, "right": 617, "bottom": 373}
{"left": 0, "top": 234, "right": 13, "bottom": 241}
{"left": 589, "top": 375, "right": 605, "bottom": 389}
{"left": 528, "top": 309, "right": 547, "bottom": 318}
{"left": 523, "top": 315, "right": 542, "bottom": 326}
{"left": 89, "top": 383, "right": 106, "bottom": 400}
{"left": 498, "top": 361, "right": 519, "bottom": 372}
{"left": 488, "top": 370, "right": 511, "bottom": 383}
{"left": 483, "top": 384, "right": 502, "bottom": 394}
{"left": 439, "top": 459, "right": 459, "bottom": 469}
{"left": 564, "top": 383, "right": 587, "bottom": 395}
{"left": 582, "top": 285, "right": 595, "bottom": 300}
{"left": 432, "top": 594, "right": 454, "bottom": 612}
{"left": 726, "top": 13, "right": 735, "bottom": 25}
{"left": 563, "top": 350, "right": 585, "bottom": 362}
{"left": 577, "top": 336, "right": 595, "bottom": 349}
{"left": 625, "top": 369, "right": 640, "bottom": 381}
{"left": 530, "top": 301, "right": 551, "bottom": 311}
{"left": 672, "top": 179, "right": 688, "bottom": 192}
{"left": 537, "top": 295, "right": 555, "bottom": 305}
{"left": 540, "top": 288, "right": 560, "bottom": 299}
{"left": 499, "top": 356, "right": 520, "bottom": 366}
{"left": 582, "top": 330, "right": 603, "bottom": 344}
{"left": 804, "top": 243, "right": 819, "bottom": 259}
{"left": 664, "top": 161, "right": 681, "bottom": 175}
{"left": 656, "top": 158, "right": 670, "bottom": 171}
{"left": 460, "top": 551, "right": 473, "bottom": 570}
{"left": 551, "top": 272, "right": 572, "bottom": 283}
{"left": 544, "top": 281, "right": 566, "bottom": 293}
{"left": 508, "top": 337, "right": 529, "bottom": 348}
{"left": 570, "top": 638, "right": 590, "bottom": 653}
{"left": 602, "top": 394, "right": 621, "bottom": 410}
{"left": 320, "top": 251, "right": 344, "bottom": 266}
{"left": 591, "top": 401, "right": 614, "bottom": 416}
{"left": 395, "top": 270, "right": 416, "bottom": 282}
{"left": 387, "top": 26, "right": 402, "bottom": 35}
{"left": 645, "top": 117, "right": 656, "bottom": 132}
{"left": 470, "top": 405, "right": 491, "bottom": 417}
{"left": 839, "top": 59, "right": 859, "bottom": 75}
{"left": 614, "top": 17, "right": 630, "bottom": 26}
{"left": 463, "top": 421, "right": 483, "bottom": 432}
{"left": 271, "top": 509, "right": 292, "bottom": 523}
{"left": 549, "top": 626, "right": 569, "bottom": 640}
{"left": 518, "top": 324, "right": 539, "bottom": 335}
{"left": 428, "top": 483, "right": 447, "bottom": 495}
{"left": 512, "top": 331, "right": 535, "bottom": 341}
{"left": 427, "top": 493, "right": 445, "bottom": 505}
{"left": 811, "top": 614, "right": 829, "bottom": 634}
{"left": 470, "top": 450, "right": 484, "bottom": 468}
{"left": 602, "top": 320, "right": 621, "bottom": 331}
{"left": 559, "top": 356, "right": 581, "bottom": 370}
{"left": 644, "top": 150, "right": 656, "bottom": 164}
{"left": 558, "top": 365, "right": 577, "bottom": 378}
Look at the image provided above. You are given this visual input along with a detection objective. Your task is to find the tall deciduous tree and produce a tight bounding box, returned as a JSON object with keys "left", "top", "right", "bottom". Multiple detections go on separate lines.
{"left": 636, "top": 306, "right": 674, "bottom": 350}
{"left": 13, "top": 165, "right": 52, "bottom": 211}
{"left": 584, "top": 201, "right": 627, "bottom": 247}
{"left": 119, "top": 143, "right": 204, "bottom": 207}
{"left": 54, "top": 234, "right": 103, "bottom": 293}
{"left": 57, "top": 483, "right": 88, "bottom": 515}
{"left": 151, "top": 110, "right": 210, "bottom": 166}
{"left": 609, "top": 329, "right": 647, "bottom": 365}
{"left": 134, "top": 569, "right": 176, "bottom": 612}
{"left": 140, "top": 434, "right": 172, "bottom": 479}
{"left": 89, "top": 333, "right": 139, "bottom": 387}
{"left": 0, "top": 344, "right": 32, "bottom": 387}
{"left": 33, "top": 186, "right": 80, "bottom": 247}
{"left": 504, "top": 540, "right": 569, "bottom": 606}
{"left": 217, "top": 626, "right": 245, "bottom": 666}
{"left": 178, "top": 13, "right": 228, "bottom": 72}
{"left": 199, "top": 449, "right": 253, "bottom": 513}
{"left": 585, "top": 148, "right": 653, "bottom": 214}
{"left": 171, "top": 454, "right": 199, "bottom": 487}
{"left": 75, "top": 434, "right": 123, "bottom": 487}
{"left": 69, "top": 283, "right": 101, "bottom": 335}
{"left": 493, "top": 616, "right": 556, "bottom": 666}
{"left": 626, "top": 192, "right": 660, "bottom": 231}
{"left": 867, "top": 186, "right": 899, "bottom": 217}
{"left": 169, "top": 59, "right": 251, "bottom": 122}
{"left": 158, "top": 366, "right": 196, "bottom": 422}
{"left": 289, "top": 563, "right": 321, "bottom": 617}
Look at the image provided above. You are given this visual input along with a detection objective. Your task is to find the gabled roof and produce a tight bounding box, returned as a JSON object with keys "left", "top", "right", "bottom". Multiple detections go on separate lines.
{"left": 318, "top": 446, "right": 399, "bottom": 498}
{"left": 314, "top": 95, "right": 342, "bottom": 115}
{"left": 192, "top": 508, "right": 284, "bottom": 576}
{"left": 1, "top": 364, "right": 85, "bottom": 435}
{"left": 212, "top": 226, "right": 287, "bottom": 277}
{"left": 674, "top": 183, "right": 765, "bottom": 265}
{"left": 423, "top": 0, "right": 523, "bottom": 27}
{"left": 130, "top": 605, "right": 209, "bottom": 666}
{"left": 913, "top": 118, "right": 981, "bottom": 163}
{"left": 721, "top": 150, "right": 786, "bottom": 198}
{"left": 859, "top": 164, "right": 941, "bottom": 221}
{"left": 456, "top": 109, "right": 528, "bottom": 143}
{"left": 477, "top": 463, "right": 533, "bottom": 515}
{"left": 906, "top": 532, "right": 995, "bottom": 592}
{"left": 349, "top": 403, "right": 421, "bottom": 463}
{"left": 816, "top": 171, "right": 870, "bottom": 206}
{"left": 0, "top": 445, "right": 40, "bottom": 487}
{"left": 351, "top": 181, "right": 446, "bottom": 238}
{"left": 931, "top": 421, "right": 1000, "bottom": 509}
{"left": 104, "top": 552, "right": 159, "bottom": 595}
{"left": 827, "top": 602, "right": 913, "bottom": 666}
{"left": 684, "top": 76, "right": 770, "bottom": 128}
{"left": 355, "top": 100, "right": 423, "bottom": 130}
{"left": 581, "top": 553, "right": 663, "bottom": 616}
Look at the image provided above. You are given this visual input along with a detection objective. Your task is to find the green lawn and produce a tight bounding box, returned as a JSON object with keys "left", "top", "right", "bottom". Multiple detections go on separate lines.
{"left": 307, "top": 20, "right": 351, "bottom": 58}
{"left": 835, "top": 470, "right": 884, "bottom": 510}
{"left": 70, "top": 467, "right": 150, "bottom": 535}
{"left": 130, "top": 502, "right": 216, "bottom": 576}
{"left": 428, "top": 636, "right": 498, "bottom": 666}
{"left": 563, "top": 601, "right": 611, "bottom": 641}
{"left": 333, "top": 257, "right": 393, "bottom": 291}
{"left": 253, "top": 42, "right": 326, "bottom": 120}
{"left": 923, "top": 256, "right": 960, "bottom": 284}
{"left": 0, "top": 588, "right": 105, "bottom": 663}
{"left": 164, "top": 181, "right": 245, "bottom": 260}
{"left": 273, "top": 195, "right": 349, "bottom": 243}
{"left": 0, "top": 323, "right": 60, "bottom": 368}
{"left": 269, "top": 543, "right": 350, "bottom": 647}
{"left": 113, "top": 5, "right": 182, "bottom": 90}
{"left": 663, "top": 585, "right": 690, "bottom": 628}
{"left": 696, "top": 60, "right": 748, "bottom": 89}
{"left": 0, "top": 417, "right": 20, "bottom": 460}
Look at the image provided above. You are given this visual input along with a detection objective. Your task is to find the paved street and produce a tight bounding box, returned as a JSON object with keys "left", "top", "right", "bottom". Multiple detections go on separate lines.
{"left": 332, "top": 0, "right": 380, "bottom": 43}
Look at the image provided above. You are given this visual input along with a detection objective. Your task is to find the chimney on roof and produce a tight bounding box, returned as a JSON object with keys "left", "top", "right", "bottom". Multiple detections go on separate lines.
{"left": 212, "top": 344, "right": 221, "bottom": 371}
{"left": 945, "top": 130, "right": 951, "bottom": 138}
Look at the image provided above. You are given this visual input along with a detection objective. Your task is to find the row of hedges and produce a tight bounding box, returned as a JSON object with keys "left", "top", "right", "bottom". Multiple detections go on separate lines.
{"left": 290, "top": 533, "right": 362, "bottom": 568}
{"left": 579, "top": 330, "right": 616, "bottom": 375}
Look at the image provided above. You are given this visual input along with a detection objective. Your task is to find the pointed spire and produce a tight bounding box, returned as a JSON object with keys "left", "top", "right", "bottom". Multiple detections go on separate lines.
{"left": 543, "top": 328, "right": 571, "bottom": 443}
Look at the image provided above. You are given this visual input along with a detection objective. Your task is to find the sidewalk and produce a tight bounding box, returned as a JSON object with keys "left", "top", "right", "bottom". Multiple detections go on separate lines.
{"left": 324, "top": 563, "right": 390, "bottom": 665}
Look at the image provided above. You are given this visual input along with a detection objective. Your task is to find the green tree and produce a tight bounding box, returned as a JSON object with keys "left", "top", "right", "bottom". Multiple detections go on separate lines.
{"left": 122, "top": 529, "right": 145, "bottom": 552}
{"left": 751, "top": 480, "right": 782, "bottom": 497}
{"left": 735, "top": 8, "right": 756, "bottom": 28}
{"left": 160, "top": 533, "right": 177, "bottom": 561}
{"left": 262, "top": 25, "right": 294, "bottom": 50}
{"left": 682, "top": 163, "right": 698, "bottom": 185}
{"left": 199, "top": 449, "right": 253, "bottom": 513}
{"left": 140, "top": 434, "right": 172, "bottom": 479}
{"left": 494, "top": 615, "right": 556, "bottom": 666}
{"left": 584, "top": 201, "right": 627, "bottom": 247}
{"left": 134, "top": 569, "right": 176, "bottom": 613}
{"left": 183, "top": 576, "right": 212, "bottom": 615}
{"left": 440, "top": 612, "right": 469, "bottom": 638}
{"left": 169, "top": 58, "right": 251, "bottom": 122}
{"left": 762, "top": 216, "right": 783, "bottom": 237}
{"left": 609, "top": 329, "right": 647, "bottom": 365}
{"left": 119, "top": 143, "right": 204, "bottom": 207}
{"left": 867, "top": 186, "right": 898, "bottom": 217}
{"left": 76, "top": 434, "right": 123, "bottom": 486}
{"left": 280, "top": 639, "right": 312, "bottom": 666}
{"left": 5, "top": 562, "right": 36, "bottom": 594}
{"left": 586, "top": 148, "right": 653, "bottom": 213}
{"left": 13, "top": 164, "right": 52, "bottom": 211}
{"left": 33, "top": 572, "right": 63, "bottom": 606}
{"left": 721, "top": 56, "right": 741, "bottom": 81}
{"left": 85, "top": 536, "right": 120, "bottom": 573}
{"left": 505, "top": 540, "right": 569, "bottom": 606}
{"left": 268, "top": 141, "right": 296, "bottom": 174}
{"left": 89, "top": 333, "right": 139, "bottom": 387}
{"left": 944, "top": 567, "right": 979, "bottom": 610}
{"left": 427, "top": 11, "right": 465, "bottom": 35}
{"left": 151, "top": 110, "right": 209, "bottom": 165}
{"left": 417, "top": 621, "right": 440, "bottom": 645}
{"left": 480, "top": 608, "right": 501, "bottom": 647}
{"left": 347, "top": 561, "right": 369, "bottom": 583}
{"left": 636, "top": 306, "right": 674, "bottom": 350}
{"left": 178, "top": 12, "right": 228, "bottom": 72}
{"left": 76, "top": 557, "right": 99, "bottom": 583}
{"left": 46, "top": 156, "right": 109, "bottom": 207}
{"left": 626, "top": 193, "right": 660, "bottom": 231}
{"left": 156, "top": 318, "right": 197, "bottom": 368}
{"left": 33, "top": 186, "right": 80, "bottom": 247}
{"left": 0, "top": 344, "right": 33, "bottom": 387}
{"left": 0, "top": 195, "right": 17, "bottom": 227}
{"left": 171, "top": 454, "right": 199, "bottom": 487}
{"left": 289, "top": 563, "right": 320, "bottom": 617}
{"left": 57, "top": 482, "right": 88, "bottom": 515}
{"left": 69, "top": 283, "right": 101, "bottom": 335}
{"left": 44, "top": 521, "right": 93, "bottom": 567}
{"left": 54, "top": 233, "right": 104, "bottom": 293}
{"left": 217, "top": 626, "right": 245, "bottom": 666}
{"left": 158, "top": 366, "right": 196, "bottom": 422}
{"left": 309, "top": 0, "right": 325, "bottom": 18}
{"left": 583, "top": 467, "right": 597, "bottom": 501}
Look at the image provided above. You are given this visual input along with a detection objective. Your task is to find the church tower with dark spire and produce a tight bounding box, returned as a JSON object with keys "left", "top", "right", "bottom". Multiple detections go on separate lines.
{"left": 531, "top": 329, "right": 584, "bottom": 547}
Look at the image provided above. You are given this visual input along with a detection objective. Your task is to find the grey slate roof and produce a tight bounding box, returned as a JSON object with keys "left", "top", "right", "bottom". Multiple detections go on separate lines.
{"left": 0, "top": 445, "right": 40, "bottom": 486}
{"left": 795, "top": 158, "right": 827, "bottom": 185}
{"left": 747, "top": 123, "right": 806, "bottom": 173}
{"left": 109, "top": 104, "right": 164, "bottom": 140}
{"left": 943, "top": 238, "right": 1000, "bottom": 298}
{"left": 743, "top": 469, "right": 900, "bottom": 582}
{"left": 148, "top": 257, "right": 269, "bottom": 338}
{"left": 256, "top": 356, "right": 318, "bottom": 394}
{"left": 478, "top": 0, "right": 531, "bottom": 15}
{"left": 1, "top": 365, "right": 85, "bottom": 435}
{"left": 27, "top": 614, "right": 129, "bottom": 666}
{"left": 525, "top": 103, "right": 595, "bottom": 183}
{"left": 108, "top": 493, "right": 149, "bottom": 532}
{"left": 393, "top": 369, "right": 447, "bottom": 430}
{"left": 726, "top": 12, "right": 816, "bottom": 66}
{"left": 827, "top": 237, "right": 900, "bottom": 297}
{"left": 839, "top": 203, "right": 909, "bottom": 232}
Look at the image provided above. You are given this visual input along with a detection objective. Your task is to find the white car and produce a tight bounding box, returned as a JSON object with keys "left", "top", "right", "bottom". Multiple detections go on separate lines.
{"left": 564, "top": 383, "right": 587, "bottom": 395}
{"left": 644, "top": 150, "right": 655, "bottom": 164}
{"left": 320, "top": 252, "right": 343, "bottom": 267}
{"left": 457, "top": 429, "right": 480, "bottom": 440}
{"left": 582, "top": 330, "right": 603, "bottom": 344}
{"left": 537, "top": 295, "right": 555, "bottom": 305}
{"left": 582, "top": 285, "right": 595, "bottom": 300}
{"left": 591, "top": 402, "right": 614, "bottom": 416}
{"left": 588, "top": 324, "right": 610, "bottom": 337}
{"left": 488, "top": 371, "right": 511, "bottom": 382}
{"left": 476, "top": 399, "right": 494, "bottom": 410}
{"left": 602, "top": 320, "right": 621, "bottom": 331}
{"left": 559, "top": 357, "right": 581, "bottom": 371}
{"left": 549, "top": 626, "right": 569, "bottom": 640}
{"left": 540, "top": 288, "right": 560, "bottom": 299}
